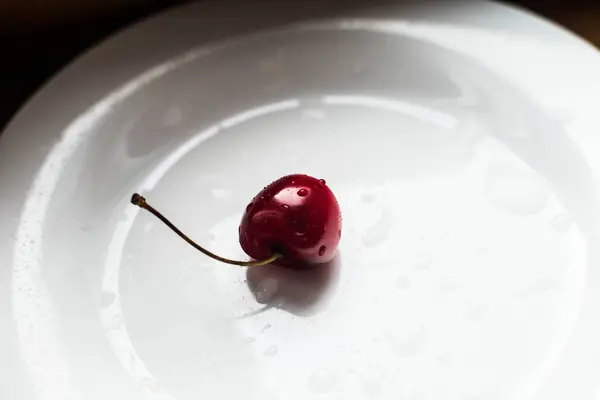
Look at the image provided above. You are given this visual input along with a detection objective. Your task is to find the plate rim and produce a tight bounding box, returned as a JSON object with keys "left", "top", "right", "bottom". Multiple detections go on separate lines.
{"left": 2, "top": 0, "right": 600, "bottom": 141}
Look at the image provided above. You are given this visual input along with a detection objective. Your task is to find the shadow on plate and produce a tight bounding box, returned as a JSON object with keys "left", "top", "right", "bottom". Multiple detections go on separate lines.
{"left": 239, "top": 253, "right": 342, "bottom": 318}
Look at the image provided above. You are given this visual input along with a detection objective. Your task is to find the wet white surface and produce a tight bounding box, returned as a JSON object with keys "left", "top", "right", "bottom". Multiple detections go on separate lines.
{"left": 2, "top": 1, "right": 600, "bottom": 400}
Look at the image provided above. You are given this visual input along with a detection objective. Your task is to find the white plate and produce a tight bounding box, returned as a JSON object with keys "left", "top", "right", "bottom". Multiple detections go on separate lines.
{"left": 3, "top": 1, "right": 600, "bottom": 399}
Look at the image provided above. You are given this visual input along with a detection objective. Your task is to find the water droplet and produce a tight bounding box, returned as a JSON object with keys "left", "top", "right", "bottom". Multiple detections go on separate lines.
{"left": 297, "top": 188, "right": 309, "bottom": 197}
{"left": 465, "top": 303, "right": 487, "bottom": 320}
{"left": 362, "top": 207, "right": 393, "bottom": 248}
{"left": 551, "top": 212, "right": 574, "bottom": 232}
{"left": 396, "top": 277, "right": 410, "bottom": 290}
{"left": 361, "top": 193, "right": 376, "bottom": 204}
{"left": 211, "top": 188, "right": 232, "bottom": 200}
{"left": 261, "top": 323, "right": 272, "bottom": 333}
{"left": 246, "top": 203, "right": 253, "bottom": 212}
{"left": 100, "top": 291, "right": 116, "bottom": 308}
{"left": 437, "top": 354, "right": 451, "bottom": 367}
{"left": 318, "top": 245, "right": 327, "bottom": 256}
{"left": 141, "top": 378, "right": 161, "bottom": 393}
{"left": 485, "top": 167, "right": 549, "bottom": 215}
{"left": 245, "top": 336, "right": 256, "bottom": 343}
{"left": 254, "top": 277, "right": 279, "bottom": 303}
{"left": 282, "top": 204, "right": 290, "bottom": 210}
{"left": 439, "top": 276, "right": 456, "bottom": 292}
{"left": 80, "top": 224, "right": 93, "bottom": 232}
{"left": 361, "top": 378, "right": 383, "bottom": 398}
{"left": 263, "top": 345, "right": 278, "bottom": 357}
{"left": 476, "top": 247, "right": 489, "bottom": 256}
{"left": 162, "top": 107, "right": 183, "bottom": 127}
{"left": 415, "top": 253, "right": 433, "bottom": 270}
{"left": 308, "top": 370, "right": 337, "bottom": 394}
{"left": 386, "top": 326, "right": 428, "bottom": 356}
{"left": 319, "top": 179, "right": 326, "bottom": 185}
{"left": 143, "top": 222, "right": 153, "bottom": 233}
{"left": 517, "top": 278, "right": 557, "bottom": 298}
{"left": 110, "top": 315, "right": 124, "bottom": 330}
{"left": 303, "top": 109, "right": 326, "bottom": 120}
{"left": 292, "top": 219, "right": 306, "bottom": 235}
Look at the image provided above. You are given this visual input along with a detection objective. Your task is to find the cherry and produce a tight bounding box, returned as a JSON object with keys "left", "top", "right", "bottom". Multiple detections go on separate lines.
{"left": 130, "top": 174, "right": 342, "bottom": 269}
{"left": 239, "top": 174, "right": 342, "bottom": 268}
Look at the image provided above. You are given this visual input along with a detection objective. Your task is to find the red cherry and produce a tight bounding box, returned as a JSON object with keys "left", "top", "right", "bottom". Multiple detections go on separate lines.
{"left": 129, "top": 174, "right": 342, "bottom": 269}
{"left": 239, "top": 174, "right": 342, "bottom": 268}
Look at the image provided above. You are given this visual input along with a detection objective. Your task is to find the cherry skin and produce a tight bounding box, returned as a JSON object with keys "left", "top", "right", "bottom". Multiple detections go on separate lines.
{"left": 239, "top": 174, "right": 342, "bottom": 269}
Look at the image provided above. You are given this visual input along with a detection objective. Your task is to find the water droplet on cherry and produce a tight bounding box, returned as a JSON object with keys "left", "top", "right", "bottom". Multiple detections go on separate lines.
{"left": 292, "top": 218, "right": 306, "bottom": 236}
{"left": 297, "top": 188, "right": 309, "bottom": 197}
{"left": 246, "top": 203, "right": 253, "bottom": 212}
{"left": 319, "top": 179, "right": 326, "bottom": 185}
{"left": 318, "top": 245, "right": 327, "bottom": 256}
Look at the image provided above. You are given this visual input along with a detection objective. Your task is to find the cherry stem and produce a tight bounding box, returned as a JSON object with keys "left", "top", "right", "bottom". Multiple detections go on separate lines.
{"left": 130, "top": 193, "right": 281, "bottom": 267}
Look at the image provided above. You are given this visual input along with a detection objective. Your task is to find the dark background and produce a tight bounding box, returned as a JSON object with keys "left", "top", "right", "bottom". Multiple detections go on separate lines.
{"left": 1, "top": 0, "right": 599, "bottom": 131}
